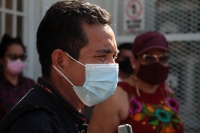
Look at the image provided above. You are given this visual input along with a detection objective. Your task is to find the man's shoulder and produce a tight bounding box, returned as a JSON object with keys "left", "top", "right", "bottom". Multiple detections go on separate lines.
{"left": 0, "top": 101, "right": 68, "bottom": 133}
{"left": 7, "top": 109, "right": 64, "bottom": 133}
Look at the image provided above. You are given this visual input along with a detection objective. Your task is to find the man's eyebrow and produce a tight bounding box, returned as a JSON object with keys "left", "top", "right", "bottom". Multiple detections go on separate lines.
{"left": 95, "top": 48, "right": 113, "bottom": 53}
{"left": 95, "top": 48, "right": 119, "bottom": 55}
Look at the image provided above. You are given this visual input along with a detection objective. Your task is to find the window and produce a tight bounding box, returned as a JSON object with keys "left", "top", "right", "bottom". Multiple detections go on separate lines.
{"left": 0, "top": 0, "right": 25, "bottom": 38}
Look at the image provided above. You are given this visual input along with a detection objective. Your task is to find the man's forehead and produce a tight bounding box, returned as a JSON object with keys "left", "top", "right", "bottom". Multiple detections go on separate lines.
{"left": 82, "top": 23, "right": 118, "bottom": 54}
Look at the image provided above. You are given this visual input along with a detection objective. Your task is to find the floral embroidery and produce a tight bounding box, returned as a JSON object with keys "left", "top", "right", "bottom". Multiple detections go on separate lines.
{"left": 129, "top": 95, "right": 181, "bottom": 133}
{"left": 147, "top": 105, "right": 155, "bottom": 113}
{"left": 130, "top": 97, "right": 143, "bottom": 114}
{"left": 160, "top": 124, "right": 176, "bottom": 133}
{"left": 155, "top": 109, "right": 170, "bottom": 123}
{"left": 166, "top": 97, "right": 179, "bottom": 113}
{"left": 133, "top": 113, "right": 144, "bottom": 121}
{"left": 163, "top": 105, "right": 171, "bottom": 111}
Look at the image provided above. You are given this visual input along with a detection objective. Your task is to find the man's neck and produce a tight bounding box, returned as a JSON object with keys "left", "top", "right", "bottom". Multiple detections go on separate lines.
{"left": 4, "top": 71, "right": 19, "bottom": 86}
{"left": 47, "top": 76, "right": 84, "bottom": 111}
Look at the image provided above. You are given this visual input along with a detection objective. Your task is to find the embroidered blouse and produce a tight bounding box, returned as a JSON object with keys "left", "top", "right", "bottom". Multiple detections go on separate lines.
{"left": 118, "top": 82, "right": 184, "bottom": 133}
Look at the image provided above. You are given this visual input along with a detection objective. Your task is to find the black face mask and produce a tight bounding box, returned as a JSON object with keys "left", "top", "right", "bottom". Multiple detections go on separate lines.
{"left": 118, "top": 58, "right": 134, "bottom": 75}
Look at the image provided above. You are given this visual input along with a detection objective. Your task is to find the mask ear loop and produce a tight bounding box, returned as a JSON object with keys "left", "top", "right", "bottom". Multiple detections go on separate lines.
{"left": 53, "top": 65, "right": 91, "bottom": 102}
{"left": 65, "top": 52, "right": 90, "bottom": 101}
{"left": 65, "top": 53, "right": 90, "bottom": 101}
{"left": 65, "top": 52, "right": 85, "bottom": 66}
{"left": 53, "top": 65, "right": 75, "bottom": 88}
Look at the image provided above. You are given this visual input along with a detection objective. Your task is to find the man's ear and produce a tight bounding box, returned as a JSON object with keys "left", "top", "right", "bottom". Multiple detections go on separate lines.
{"left": 52, "top": 49, "right": 65, "bottom": 69}
{"left": 51, "top": 49, "right": 70, "bottom": 76}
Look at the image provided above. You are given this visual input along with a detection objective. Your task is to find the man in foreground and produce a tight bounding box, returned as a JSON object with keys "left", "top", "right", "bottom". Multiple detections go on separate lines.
{"left": 0, "top": 1, "right": 118, "bottom": 132}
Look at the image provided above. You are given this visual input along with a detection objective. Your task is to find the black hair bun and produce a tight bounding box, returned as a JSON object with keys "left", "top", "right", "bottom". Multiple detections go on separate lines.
{"left": 14, "top": 37, "right": 23, "bottom": 45}
{"left": 1, "top": 34, "right": 12, "bottom": 45}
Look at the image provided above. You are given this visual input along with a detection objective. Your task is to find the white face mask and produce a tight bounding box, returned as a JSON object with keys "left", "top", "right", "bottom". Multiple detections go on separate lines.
{"left": 53, "top": 52, "right": 119, "bottom": 106}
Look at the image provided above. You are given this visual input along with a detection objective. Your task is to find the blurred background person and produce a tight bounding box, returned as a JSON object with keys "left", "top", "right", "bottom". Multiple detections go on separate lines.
{"left": 88, "top": 31, "right": 184, "bottom": 133}
{"left": 115, "top": 43, "right": 134, "bottom": 81}
{"left": 0, "top": 34, "right": 36, "bottom": 121}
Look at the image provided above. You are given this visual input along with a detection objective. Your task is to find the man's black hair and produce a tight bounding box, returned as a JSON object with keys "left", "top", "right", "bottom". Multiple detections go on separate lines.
{"left": 36, "top": 0, "right": 112, "bottom": 77}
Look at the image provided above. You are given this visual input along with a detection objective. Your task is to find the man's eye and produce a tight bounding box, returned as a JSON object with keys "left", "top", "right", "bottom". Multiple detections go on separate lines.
{"left": 97, "top": 55, "right": 106, "bottom": 60}
{"left": 99, "top": 55, "right": 106, "bottom": 58}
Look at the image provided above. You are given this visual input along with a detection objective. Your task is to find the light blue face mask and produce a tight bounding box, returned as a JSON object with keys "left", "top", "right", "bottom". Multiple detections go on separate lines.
{"left": 53, "top": 52, "right": 119, "bottom": 106}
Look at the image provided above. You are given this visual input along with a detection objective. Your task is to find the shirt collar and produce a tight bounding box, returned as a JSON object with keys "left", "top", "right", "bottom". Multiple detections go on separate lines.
{"left": 37, "top": 77, "right": 85, "bottom": 125}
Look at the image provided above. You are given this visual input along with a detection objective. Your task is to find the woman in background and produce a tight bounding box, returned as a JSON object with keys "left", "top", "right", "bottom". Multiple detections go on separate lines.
{"left": 0, "top": 34, "right": 35, "bottom": 121}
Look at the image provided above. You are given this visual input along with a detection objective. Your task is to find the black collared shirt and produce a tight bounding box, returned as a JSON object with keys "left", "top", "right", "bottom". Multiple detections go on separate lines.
{"left": 0, "top": 78, "right": 86, "bottom": 133}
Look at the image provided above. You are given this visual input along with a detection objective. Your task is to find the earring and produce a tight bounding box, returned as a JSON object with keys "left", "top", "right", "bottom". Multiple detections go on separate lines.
{"left": 134, "top": 76, "right": 140, "bottom": 97}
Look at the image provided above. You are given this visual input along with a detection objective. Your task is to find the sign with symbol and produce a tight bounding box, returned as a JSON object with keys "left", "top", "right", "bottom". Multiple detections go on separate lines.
{"left": 123, "top": 0, "right": 145, "bottom": 33}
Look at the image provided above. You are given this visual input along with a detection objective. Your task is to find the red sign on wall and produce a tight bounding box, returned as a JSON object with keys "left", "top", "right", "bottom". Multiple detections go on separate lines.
{"left": 124, "top": 0, "right": 145, "bottom": 33}
{"left": 125, "top": 0, "right": 143, "bottom": 20}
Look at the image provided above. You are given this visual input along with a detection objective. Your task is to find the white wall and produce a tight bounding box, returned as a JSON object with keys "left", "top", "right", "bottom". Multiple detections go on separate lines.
{"left": 25, "top": 0, "right": 59, "bottom": 81}
{"left": 36, "top": 0, "right": 60, "bottom": 81}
